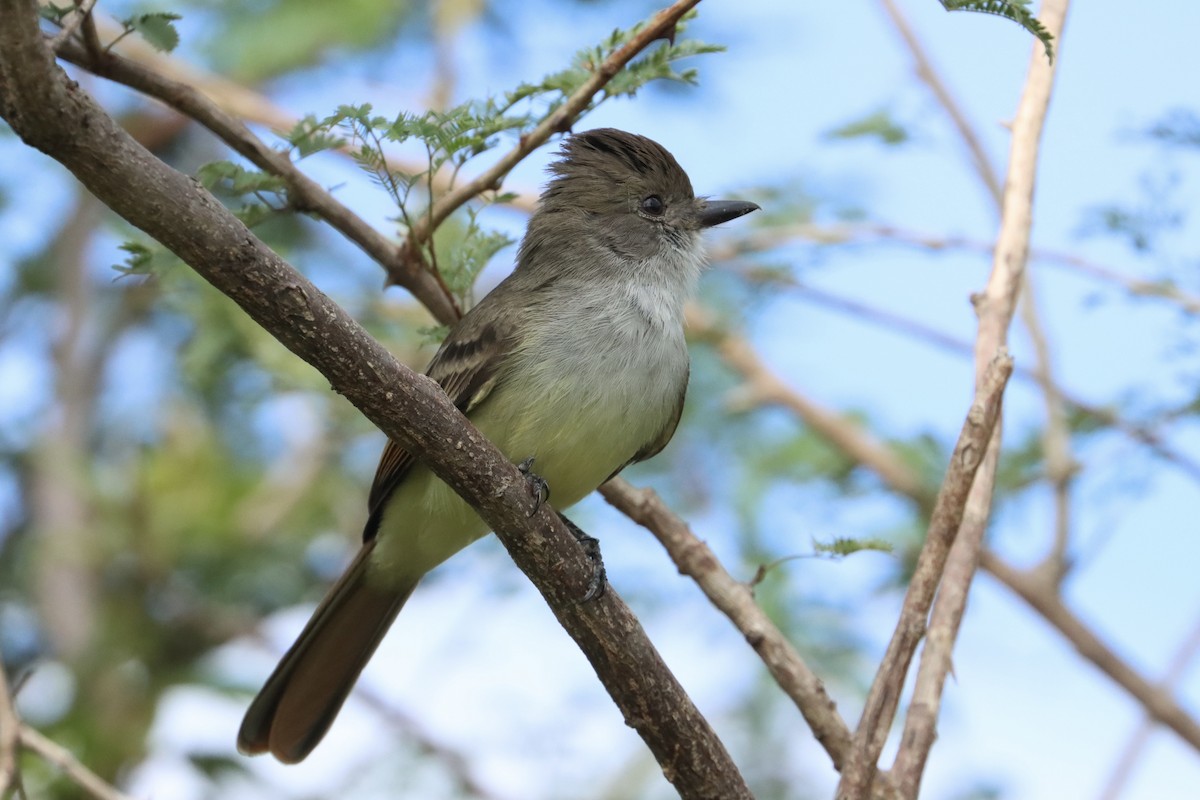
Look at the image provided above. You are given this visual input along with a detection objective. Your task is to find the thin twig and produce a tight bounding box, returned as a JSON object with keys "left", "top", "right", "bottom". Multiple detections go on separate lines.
{"left": 17, "top": 726, "right": 134, "bottom": 800}
{"left": 837, "top": 354, "right": 1013, "bottom": 800}
{"left": 881, "top": 0, "right": 1078, "bottom": 588}
{"left": 886, "top": 3, "right": 1072, "bottom": 796}
{"left": 981, "top": 552, "right": 1200, "bottom": 755}
{"left": 879, "top": 0, "right": 1004, "bottom": 206}
{"left": 724, "top": 220, "right": 1200, "bottom": 316}
{"left": 1096, "top": 613, "right": 1200, "bottom": 800}
{"left": 1018, "top": 280, "right": 1076, "bottom": 583}
{"left": 404, "top": 0, "right": 704, "bottom": 250}
{"left": 878, "top": 0, "right": 1080, "bottom": 627}
{"left": 686, "top": 306, "right": 930, "bottom": 504}
{"left": 767, "top": 278, "right": 1200, "bottom": 483}
{"left": 53, "top": 37, "right": 460, "bottom": 324}
{"left": 0, "top": 666, "right": 20, "bottom": 796}
{"left": 47, "top": 0, "right": 99, "bottom": 52}
{"left": 600, "top": 477, "right": 857, "bottom": 772}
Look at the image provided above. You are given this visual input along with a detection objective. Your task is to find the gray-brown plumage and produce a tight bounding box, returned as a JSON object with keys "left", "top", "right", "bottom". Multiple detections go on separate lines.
{"left": 237, "top": 129, "right": 758, "bottom": 763}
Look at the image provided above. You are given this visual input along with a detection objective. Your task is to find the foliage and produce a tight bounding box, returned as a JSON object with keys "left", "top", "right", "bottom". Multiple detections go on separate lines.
{"left": 940, "top": 0, "right": 1055, "bottom": 61}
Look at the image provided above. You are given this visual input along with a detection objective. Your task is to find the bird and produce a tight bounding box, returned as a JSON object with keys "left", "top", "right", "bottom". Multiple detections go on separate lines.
{"left": 237, "top": 128, "right": 759, "bottom": 763}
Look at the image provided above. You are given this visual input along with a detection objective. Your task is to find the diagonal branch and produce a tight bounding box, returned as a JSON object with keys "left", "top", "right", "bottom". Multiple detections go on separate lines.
{"left": 981, "top": 552, "right": 1200, "bottom": 755}
{"left": 1098, "top": 612, "right": 1200, "bottom": 800}
{"left": 0, "top": 2, "right": 749, "bottom": 796}
{"left": 18, "top": 726, "right": 134, "bottom": 800}
{"left": 600, "top": 477, "right": 857, "bottom": 772}
{"left": 403, "top": 0, "right": 704, "bottom": 252}
{"left": 879, "top": 0, "right": 1004, "bottom": 207}
{"left": 53, "top": 37, "right": 460, "bottom": 324}
{"left": 837, "top": 354, "right": 1013, "bottom": 800}
{"left": 888, "top": 2, "right": 1072, "bottom": 795}
{"left": 686, "top": 306, "right": 929, "bottom": 504}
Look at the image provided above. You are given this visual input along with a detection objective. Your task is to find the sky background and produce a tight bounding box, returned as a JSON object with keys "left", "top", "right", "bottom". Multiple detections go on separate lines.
{"left": 4, "top": 0, "right": 1200, "bottom": 798}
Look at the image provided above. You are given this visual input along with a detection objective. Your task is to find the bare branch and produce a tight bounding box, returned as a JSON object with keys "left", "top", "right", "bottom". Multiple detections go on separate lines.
{"left": 719, "top": 221, "right": 1200, "bottom": 317}
{"left": 1097, "top": 613, "right": 1200, "bottom": 800}
{"left": 686, "top": 306, "right": 929, "bottom": 504}
{"left": 1018, "top": 280, "right": 1076, "bottom": 583}
{"left": 838, "top": 354, "right": 1013, "bottom": 799}
{"left": 0, "top": 666, "right": 20, "bottom": 796}
{"left": 404, "top": 0, "right": 704, "bottom": 250}
{"left": 0, "top": 3, "right": 750, "bottom": 795}
{"left": 878, "top": 0, "right": 1003, "bottom": 206}
{"left": 981, "top": 552, "right": 1200, "bottom": 755}
{"left": 769, "top": 278, "right": 1200, "bottom": 484}
{"left": 53, "top": 37, "right": 460, "bottom": 324}
{"left": 18, "top": 727, "right": 133, "bottom": 800}
{"left": 600, "top": 477, "right": 857, "bottom": 772}
{"left": 47, "top": 0, "right": 99, "bottom": 52}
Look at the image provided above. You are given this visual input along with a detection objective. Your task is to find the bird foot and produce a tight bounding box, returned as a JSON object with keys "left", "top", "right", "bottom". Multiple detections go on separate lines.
{"left": 518, "top": 456, "right": 550, "bottom": 516}
{"left": 557, "top": 513, "right": 607, "bottom": 602}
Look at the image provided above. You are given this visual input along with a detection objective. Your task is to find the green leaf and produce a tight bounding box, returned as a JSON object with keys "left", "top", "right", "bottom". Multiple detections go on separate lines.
{"left": 825, "top": 110, "right": 910, "bottom": 145}
{"left": 195, "top": 161, "right": 288, "bottom": 196}
{"left": 115, "top": 241, "right": 153, "bottom": 275}
{"left": 812, "top": 537, "right": 894, "bottom": 558}
{"left": 940, "top": 0, "right": 1054, "bottom": 62}
{"left": 123, "top": 13, "right": 183, "bottom": 54}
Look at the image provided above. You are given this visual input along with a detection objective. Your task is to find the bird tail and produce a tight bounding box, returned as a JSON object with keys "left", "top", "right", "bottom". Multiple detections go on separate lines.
{"left": 237, "top": 540, "right": 416, "bottom": 763}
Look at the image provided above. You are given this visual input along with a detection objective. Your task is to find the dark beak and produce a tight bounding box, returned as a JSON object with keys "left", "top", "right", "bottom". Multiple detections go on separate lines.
{"left": 697, "top": 199, "right": 760, "bottom": 228}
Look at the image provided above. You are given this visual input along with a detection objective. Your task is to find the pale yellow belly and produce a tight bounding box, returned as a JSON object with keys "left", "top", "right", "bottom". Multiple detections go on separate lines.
{"left": 368, "top": 373, "right": 673, "bottom": 586}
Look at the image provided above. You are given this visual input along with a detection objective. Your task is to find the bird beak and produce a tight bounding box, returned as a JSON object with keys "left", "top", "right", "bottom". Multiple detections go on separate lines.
{"left": 696, "top": 199, "right": 760, "bottom": 228}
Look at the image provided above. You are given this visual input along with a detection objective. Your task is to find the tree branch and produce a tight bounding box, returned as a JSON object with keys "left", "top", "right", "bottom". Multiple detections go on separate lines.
{"left": 981, "top": 552, "right": 1200, "bottom": 755}
{"left": 1097, "top": 612, "right": 1200, "bottom": 800}
{"left": 0, "top": 666, "right": 20, "bottom": 797}
{"left": 17, "top": 726, "right": 134, "bottom": 800}
{"left": 837, "top": 353, "right": 1013, "bottom": 800}
{"left": 600, "top": 477, "right": 857, "bottom": 772}
{"left": 886, "top": 3, "right": 1072, "bottom": 795}
{"left": 878, "top": 0, "right": 1003, "bottom": 207}
{"left": 403, "top": 0, "right": 704, "bottom": 251}
{"left": 53, "top": 37, "right": 460, "bottom": 324}
{"left": 0, "top": 2, "right": 749, "bottom": 796}
{"left": 686, "top": 306, "right": 930, "bottom": 504}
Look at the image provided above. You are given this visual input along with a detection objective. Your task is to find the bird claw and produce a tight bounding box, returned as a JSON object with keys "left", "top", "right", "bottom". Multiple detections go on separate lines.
{"left": 518, "top": 456, "right": 550, "bottom": 517}
{"left": 558, "top": 513, "right": 607, "bottom": 602}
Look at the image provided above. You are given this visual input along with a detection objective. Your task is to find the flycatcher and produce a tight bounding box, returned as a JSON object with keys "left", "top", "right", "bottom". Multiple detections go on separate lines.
{"left": 238, "top": 128, "right": 759, "bottom": 763}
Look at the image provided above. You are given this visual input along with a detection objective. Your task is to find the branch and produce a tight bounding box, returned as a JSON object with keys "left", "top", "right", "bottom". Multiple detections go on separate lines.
{"left": 0, "top": 3, "right": 749, "bottom": 796}
{"left": 837, "top": 354, "right": 1013, "bottom": 799}
{"left": 18, "top": 727, "right": 134, "bottom": 800}
{"left": 881, "top": 0, "right": 1077, "bottom": 585}
{"left": 1017, "top": 280, "right": 1076, "bottom": 583}
{"left": 981, "top": 552, "right": 1200, "bottom": 755}
{"left": 717, "top": 221, "right": 1200, "bottom": 317}
{"left": 47, "top": 0, "right": 100, "bottom": 53}
{"left": 686, "top": 307, "right": 930, "bottom": 504}
{"left": 600, "top": 477, "right": 857, "bottom": 772}
{"left": 770, "top": 277, "right": 1200, "bottom": 484}
{"left": 0, "top": 666, "right": 19, "bottom": 796}
{"left": 53, "top": 38, "right": 460, "bottom": 324}
{"left": 887, "top": 3, "right": 1072, "bottom": 795}
{"left": 878, "top": 0, "right": 1003, "bottom": 207}
{"left": 1097, "top": 613, "right": 1200, "bottom": 800}
{"left": 404, "top": 0, "right": 704, "bottom": 250}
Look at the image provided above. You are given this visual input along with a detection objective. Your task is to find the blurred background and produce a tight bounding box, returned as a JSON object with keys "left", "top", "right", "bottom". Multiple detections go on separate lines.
{"left": 2, "top": 0, "right": 1199, "bottom": 798}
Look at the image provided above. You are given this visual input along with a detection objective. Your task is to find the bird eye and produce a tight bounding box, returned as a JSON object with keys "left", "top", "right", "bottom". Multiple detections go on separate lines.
{"left": 640, "top": 195, "right": 665, "bottom": 216}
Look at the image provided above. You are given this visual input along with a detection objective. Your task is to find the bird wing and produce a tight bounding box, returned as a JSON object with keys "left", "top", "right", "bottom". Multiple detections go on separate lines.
{"left": 363, "top": 315, "right": 511, "bottom": 541}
